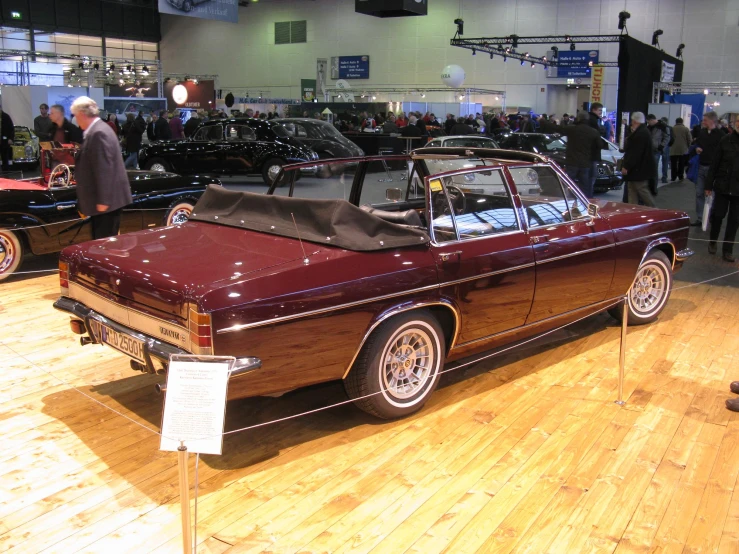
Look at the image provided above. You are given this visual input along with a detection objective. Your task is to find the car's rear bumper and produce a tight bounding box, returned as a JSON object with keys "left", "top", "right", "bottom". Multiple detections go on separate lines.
{"left": 53, "top": 296, "right": 261, "bottom": 375}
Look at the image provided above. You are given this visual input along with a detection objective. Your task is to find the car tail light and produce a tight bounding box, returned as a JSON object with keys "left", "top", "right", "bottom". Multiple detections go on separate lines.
{"left": 188, "top": 309, "right": 213, "bottom": 355}
{"left": 59, "top": 261, "right": 69, "bottom": 295}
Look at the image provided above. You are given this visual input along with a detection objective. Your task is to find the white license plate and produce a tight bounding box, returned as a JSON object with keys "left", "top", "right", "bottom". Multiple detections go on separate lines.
{"left": 101, "top": 325, "right": 146, "bottom": 364}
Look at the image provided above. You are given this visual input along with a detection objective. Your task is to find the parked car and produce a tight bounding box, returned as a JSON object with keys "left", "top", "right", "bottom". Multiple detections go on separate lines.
{"left": 55, "top": 147, "right": 692, "bottom": 420}
{"left": 424, "top": 135, "right": 499, "bottom": 149}
{"left": 496, "top": 132, "right": 623, "bottom": 193}
{"left": 12, "top": 126, "right": 40, "bottom": 168}
{"left": 273, "top": 118, "right": 364, "bottom": 159}
{"left": 138, "top": 118, "right": 319, "bottom": 185}
{"left": 0, "top": 144, "right": 221, "bottom": 280}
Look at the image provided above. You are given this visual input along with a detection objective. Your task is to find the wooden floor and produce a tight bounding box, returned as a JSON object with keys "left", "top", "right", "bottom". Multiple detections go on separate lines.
{"left": 1, "top": 258, "right": 738, "bottom": 553}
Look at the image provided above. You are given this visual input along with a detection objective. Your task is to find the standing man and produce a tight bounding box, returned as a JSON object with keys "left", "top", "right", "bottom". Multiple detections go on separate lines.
{"left": 693, "top": 112, "right": 723, "bottom": 226}
{"left": 588, "top": 103, "right": 607, "bottom": 137}
{"left": 670, "top": 117, "right": 692, "bottom": 181}
{"left": 0, "top": 104, "right": 15, "bottom": 172}
{"left": 659, "top": 117, "right": 673, "bottom": 183}
{"left": 705, "top": 118, "right": 739, "bottom": 262}
{"left": 146, "top": 113, "right": 157, "bottom": 142}
{"left": 169, "top": 109, "right": 185, "bottom": 140}
{"left": 621, "top": 112, "right": 657, "bottom": 207}
{"left": 559, "top": 111, "right": 602, "bottom": 197}
{"left": 34, "top": 104, "right": 53, "bottom": 141}
{"left": 48, "top": 104, "right": 83, "bottom": 143}
{"left": 155, "top": 111, "right": 172, "bottom": 140}
{"left": 122, "top": 112, "right": 146, "bottom": 169}
{"left": 71, "top": 97, "right": 132, "bottom": 240}
{"left": 184, "top": 110, "right": 202, "bottom": 137}
{"left": 646, "top": 114, "right": 669, "bottom": 190}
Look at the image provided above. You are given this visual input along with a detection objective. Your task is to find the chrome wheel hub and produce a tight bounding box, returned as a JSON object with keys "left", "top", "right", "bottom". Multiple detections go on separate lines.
{"left": 0, "top": 235, "right": 14, "bottom": 274}
{"left": 268, "top": 165, "right": 282, "bottom": 180}
{"left": 170, "top": 208, "right": 191, "bottom": 225}
{"left": 151, "top": 163, "right": 166, "bottom": 172}
{"left": 383, "top": 329, "right": 433, "bottom": 400}
{"left": 630, "top": 265, "right": 665, "bottom": 312}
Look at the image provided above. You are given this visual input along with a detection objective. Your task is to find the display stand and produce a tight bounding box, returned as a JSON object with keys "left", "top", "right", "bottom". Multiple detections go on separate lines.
{"left": 616, "top": 296, "right": 628, "bottom": 406}
{"left": 178, "top": 443, "right": 192, "bottom": 554}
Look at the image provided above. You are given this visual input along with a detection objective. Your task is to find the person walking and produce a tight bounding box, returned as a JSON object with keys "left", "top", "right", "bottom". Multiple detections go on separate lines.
{"left": 34, "top": 103, "right": 53, "bottom": 141}
{"left": 693, "top": 112, "right": 723, "bottom": 226}
{"left": 705, "top": 118, "right": 739, "bottom": 263}
{"left": 70, "top": 97, "right": 132, "bottom": 240}
{"left": 646, "top": 114, "right": 669, "bottom": 188}
{"left": 621, "top": 112, "right": 657, "bottom": 207}
{"left": 659, "top": 117, "right": 673, "bottom": 183}
{"left": 670, "top": 117, "right": 692, "bottom": 181}
{"left": 558, "top": 111, "right": 602, "bottom": 197}
{"left": 48, "top": 104, "right": 83, "bottom": 144}
{"left": 122, "top": 112, "right": 146, "bottom": 169}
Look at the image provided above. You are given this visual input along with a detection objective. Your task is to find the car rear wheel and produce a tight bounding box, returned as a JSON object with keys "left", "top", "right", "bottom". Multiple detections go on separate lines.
{"left": 0, "top": 229, "right": 23, "bottom": 281}
{"left": 165, "top": 202, "right": 194, "bottom": 226}
{"left": 608, "top": 250, "right": 673, "bottom": 325}
{"left": 344, "top": 310, "right": 445, "bottom": 419}
{"left": 261, "top": 158, "right": 285, "bottom": 186}
{"left": 144, "top": 158, "right": 172, "bottom": 172}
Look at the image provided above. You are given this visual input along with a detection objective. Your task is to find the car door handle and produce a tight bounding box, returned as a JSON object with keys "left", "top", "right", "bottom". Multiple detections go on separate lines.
{"left": 439, "top": 251, "right": 462, "bottom": 262}
{"left": 530, "top": 234, "right": 550, "bottom": 244}
{"left": 57, "top": 204, "right": 75, "bottom": 210}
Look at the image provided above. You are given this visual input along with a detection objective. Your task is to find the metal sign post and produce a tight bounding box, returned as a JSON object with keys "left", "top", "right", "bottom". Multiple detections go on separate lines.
{"left": 177, "top": 442, "right": 192, "bottom": 554}
{"left": 616, "top": 296, "right": 628, "bottom": 406}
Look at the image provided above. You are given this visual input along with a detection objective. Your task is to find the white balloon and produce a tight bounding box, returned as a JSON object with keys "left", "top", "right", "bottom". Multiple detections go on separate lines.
{"left": 441, "top": 65, "right": 466, "bottom": 88}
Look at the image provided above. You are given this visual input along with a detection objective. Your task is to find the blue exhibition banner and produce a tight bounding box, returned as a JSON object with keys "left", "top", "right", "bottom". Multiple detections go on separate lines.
{"left": 158, "top": 0, "right": 238, "bottom": 24}
{"left": 552, "top": 50, "right": 599, "bottom": 78}
{"left": 338, "top": 56, "right": 370, "bottom": 79}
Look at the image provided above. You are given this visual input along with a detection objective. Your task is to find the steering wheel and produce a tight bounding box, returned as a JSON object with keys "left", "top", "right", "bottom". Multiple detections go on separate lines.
{"left": 49, "top": 164, "right": 71, "bottom": 187}
{"left": 446, "top": 185, "right": 467, "bottom": 215}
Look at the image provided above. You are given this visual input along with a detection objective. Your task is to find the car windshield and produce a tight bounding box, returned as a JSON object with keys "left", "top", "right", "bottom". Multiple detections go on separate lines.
{"left": 443, "top": 137, "right": 499, "bottom": 148}
{"left": 421, "top": 157, "right": 488, "bottom": 176}
{"left": 526, "top": 135, "right": 567, "bottom": 154}
{"left": 15, "top": 129, "right": 32, "bottom": 141}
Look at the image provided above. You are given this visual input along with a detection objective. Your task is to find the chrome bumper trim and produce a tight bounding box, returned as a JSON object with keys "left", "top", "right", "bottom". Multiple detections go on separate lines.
{"left": 676, "top": 248, "right": 694, "bottom": 261}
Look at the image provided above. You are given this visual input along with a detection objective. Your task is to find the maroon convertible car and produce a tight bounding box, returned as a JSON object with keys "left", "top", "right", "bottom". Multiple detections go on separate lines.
{"left": 54, "top": 148, "right": 693, "bottom": 419}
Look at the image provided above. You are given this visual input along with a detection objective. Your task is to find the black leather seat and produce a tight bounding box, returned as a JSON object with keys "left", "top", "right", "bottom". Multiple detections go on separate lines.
{"left": 361, "top": 206, "right": 423, "bottom": 227}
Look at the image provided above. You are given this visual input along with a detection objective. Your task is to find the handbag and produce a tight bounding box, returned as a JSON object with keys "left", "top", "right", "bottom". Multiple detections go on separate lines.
{"left": 702, "top": 194, "right": 713, "bottom": 232}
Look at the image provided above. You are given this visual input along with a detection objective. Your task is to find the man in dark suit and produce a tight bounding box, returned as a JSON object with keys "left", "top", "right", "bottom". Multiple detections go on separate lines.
{"left": 71, "top": 97, "right": 132, "bottom": 239}
{"left": 155, "top": 110, "right": 172, "bottom": 140}
{"left": 621, "top": 112, "right": 657, "bottom": 207}
{"left": 0, "top": 105, "right": 15, "bottom": 172}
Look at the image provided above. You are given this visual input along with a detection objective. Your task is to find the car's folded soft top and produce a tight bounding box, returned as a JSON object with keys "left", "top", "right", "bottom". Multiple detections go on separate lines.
{"left": 189, "top": 185, "right": 430, "bottom": 252}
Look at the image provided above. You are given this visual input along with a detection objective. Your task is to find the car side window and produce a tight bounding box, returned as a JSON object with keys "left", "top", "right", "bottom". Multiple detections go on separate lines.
{"left": 509, "top": 165, "right": 585, "bottom": 227}
{"left": 428, "top": 177, "right": 457, "bottom": 243}
{"left": 192, "top": 127, "right": 209, "bottom": 141}
{"left": 360, "top": 159, "right": 411, "bottom": 207}
{"left": 440, "top": 171, "right": 519, "bottom": 239}
{"left": 225, "top": 124, "right": 256, "bottom": 141}
{"left": 193, "top": 125, "right": 223, "bottom": 141}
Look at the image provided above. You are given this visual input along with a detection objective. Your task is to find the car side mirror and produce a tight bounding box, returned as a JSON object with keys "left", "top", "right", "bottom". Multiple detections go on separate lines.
{"left": 385, "top": 188, "right": 403, "bottom": 202}
{"left": 588, "top": 203, "right": 599, "bottom": 218}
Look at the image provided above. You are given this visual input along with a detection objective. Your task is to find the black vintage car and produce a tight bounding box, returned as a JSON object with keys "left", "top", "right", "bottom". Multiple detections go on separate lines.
{"left": 496, "top": 132, "right": 623, "bottom": 193}
{"left": 0, "top": 146, "right": 221, "bottom": 280}
{"left": 272, "top": 118, "right": 364, "bottom": 159}
{"left": 139, "top": 118, "right": 319, "bottom": 185}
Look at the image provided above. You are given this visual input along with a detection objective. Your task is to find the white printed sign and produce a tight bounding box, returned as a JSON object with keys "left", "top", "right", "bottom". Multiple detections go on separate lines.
{"left": 661, "top": 61, "right": 676, "bottom": 83}
{"left": 160, "top": 358, "right": 232, "bottom": 455}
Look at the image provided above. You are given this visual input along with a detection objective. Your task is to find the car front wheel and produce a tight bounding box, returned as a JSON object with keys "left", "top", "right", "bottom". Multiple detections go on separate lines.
{"left": 261, "top": 158, "right": 285, "bottom": 186}
{"left": 344, "top": 310, "right": 445, "bottom": 419}
{"left": 609, "top": 250, "right": 673, "bottom": 325}
{"left": 0, "top": 229, "right": 23, "bottom": 281}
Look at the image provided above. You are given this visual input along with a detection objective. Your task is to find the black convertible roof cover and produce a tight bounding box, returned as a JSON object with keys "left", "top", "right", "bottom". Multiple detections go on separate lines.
{"left": 189, "top": 185, "right": 430, "bottom": 251}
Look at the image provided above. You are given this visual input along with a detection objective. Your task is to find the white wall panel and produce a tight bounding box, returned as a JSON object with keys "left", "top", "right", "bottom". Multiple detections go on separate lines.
{"left": 160, "top": 0, "right": 739, "bottom": 113}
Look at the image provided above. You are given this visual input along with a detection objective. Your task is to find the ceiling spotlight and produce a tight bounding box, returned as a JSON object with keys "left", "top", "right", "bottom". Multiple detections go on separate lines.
{"left": 454, "top": 18, "right": 464, "bottom": 36}
{"left": 193, "top": 79, "right": 199, "bottom": 85}
{"left": 511, "top": 34, "right": 519, "bottom": 48}
{"left": 524, "top": 52, "right": 529, "bottom": 58}
{"left": 421, "top": 93, "right": 426, "bottom": 98}
{"left": 459, "top": 94, "right": 465, "bottom": 100}
{"left": 490, "top": 52, "right": 494, "bottom": 60}
{"left": 531, "top": 62, "right": 536, "bottom": 68}
{"left": 618, "top": 11, "right": 630, "bottom": 32}
{"left": 360, "top": 93, "right": 365, "bottom": 98}
{"left": 542, "top": 56, "right": 547, "bottom": 62}
{"left": 472, "top": 48, "right": 476, "bottom": 56}
{"left": 520, "top": 59, "right": 525, "bottom": 66}
{"left": 564, "top": 35, "right": 571, "bottom": 42}
{"left": 676, "top": 43, "right": 685, "bottom": 58}
{"left": 570, "top": 42, "right": 576, "bottom": 51}
{"left": 142, "top": 65, "right": 149, "bottom": 75}
{"left": 704, "top": 89, "right": 709, "bottom": 95}
{"left": 503, "top": 55, "right": 507, "bottom": 62}
{"left": 651, "top": 29, "right": 663, "bottom": 47}
{"left": 372, "top": 95, "right": 377, "bottom": 100}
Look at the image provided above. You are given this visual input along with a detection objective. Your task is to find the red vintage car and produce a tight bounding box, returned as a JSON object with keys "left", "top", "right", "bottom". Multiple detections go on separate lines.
{"left": 54, "top": 148, "right": 693, "bottom": 419}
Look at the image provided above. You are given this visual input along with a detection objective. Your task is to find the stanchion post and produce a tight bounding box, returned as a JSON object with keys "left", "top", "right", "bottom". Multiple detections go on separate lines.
{"left": 177, "top": 443, "right": 193, "bottom": 554}
{"left": 616, "top": 296, "right": 628, "bottom": 406}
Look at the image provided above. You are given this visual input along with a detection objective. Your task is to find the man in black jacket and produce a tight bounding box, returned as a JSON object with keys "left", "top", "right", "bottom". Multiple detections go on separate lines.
{"left": 0, "top": 105, "right": 15, "bottom": 171}
{"left": 588, "top": 103, "right": 606, "bottom": 137}
{"left": 71, "top": 97, "right": 132, "bottom": 239}
{"left": 184, "top": 111, "right": 202, "bottom": 138}
{"left": 621, "top": 112, "right": 657, "bottom": 207}
{"left": 558, "top": 112, "right": 602, "bottom": 197}
{"left": 48, "top": 104, "right": 83, "bottom": 144}
{"left": 450, "top": 117, "right": 474, "bottom": 135}
{"left": 705, "top": 119, "right": 739, "bottom": 262}
{"left": 694, "top": 111, "right": 723, "bottom": 226}
{"left": 122, "top": 112, "right": 146, "bottom": 169}
{"left": 154, "top": 111, "right": 172, "bottom": 140}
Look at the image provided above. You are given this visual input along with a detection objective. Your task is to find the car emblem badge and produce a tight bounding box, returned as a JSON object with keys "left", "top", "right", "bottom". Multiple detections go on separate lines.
{"left": 115, "top": 279, "right": 121, "bottom": 285}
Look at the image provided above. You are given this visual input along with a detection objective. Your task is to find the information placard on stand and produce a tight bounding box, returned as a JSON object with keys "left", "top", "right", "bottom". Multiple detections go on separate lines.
{"left": 160, "top": 356, "right": 234, "bottom": 455}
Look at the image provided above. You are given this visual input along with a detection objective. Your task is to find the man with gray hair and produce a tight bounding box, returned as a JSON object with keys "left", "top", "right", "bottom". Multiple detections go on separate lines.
{"left": 621, "top": 112, "right": 657, "bottom": 207}
{"left": 71, "top": 96, "right": 132, "bottom": 239}
{"left": 693, "top": 111, "right": 722, "bottom": 226}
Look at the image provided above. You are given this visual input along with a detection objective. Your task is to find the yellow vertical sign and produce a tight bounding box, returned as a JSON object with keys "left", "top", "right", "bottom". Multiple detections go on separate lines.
{"left": 590, "top": 64, "right": 605, "bottom": 105}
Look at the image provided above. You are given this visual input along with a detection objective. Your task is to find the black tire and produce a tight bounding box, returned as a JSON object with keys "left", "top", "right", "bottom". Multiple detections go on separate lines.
{"left": 608, "top": 250, "right": 673, "bottom": 325}
{"left": 0, "top": 229, "right": 24, "bottom": 281}
{"left": 165, "top": 201, "right": 194, "bottom": 226}
{"left": 261, "top": 158, "right": 285, "bottom": 186}
{"left": 144, "top": 158, "right": 172, "bottom": 172}
{"left": 344, "top": 310, "right": 445, "bottom": 419}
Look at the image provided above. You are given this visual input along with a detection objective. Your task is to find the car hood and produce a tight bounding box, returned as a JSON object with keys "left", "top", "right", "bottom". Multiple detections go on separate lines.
{"left": 591, "top": 200, "right": 689, "bottom": 232}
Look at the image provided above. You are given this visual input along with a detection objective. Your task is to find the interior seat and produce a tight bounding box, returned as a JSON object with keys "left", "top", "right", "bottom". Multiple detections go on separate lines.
{"left": 361, "top": 206, "right": 423, "bottom": 227}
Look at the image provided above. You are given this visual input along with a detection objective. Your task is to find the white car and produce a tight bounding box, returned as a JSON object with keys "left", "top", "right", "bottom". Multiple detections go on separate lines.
{"left": 424, "top": 135, "right": 500, "bottom": 148}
